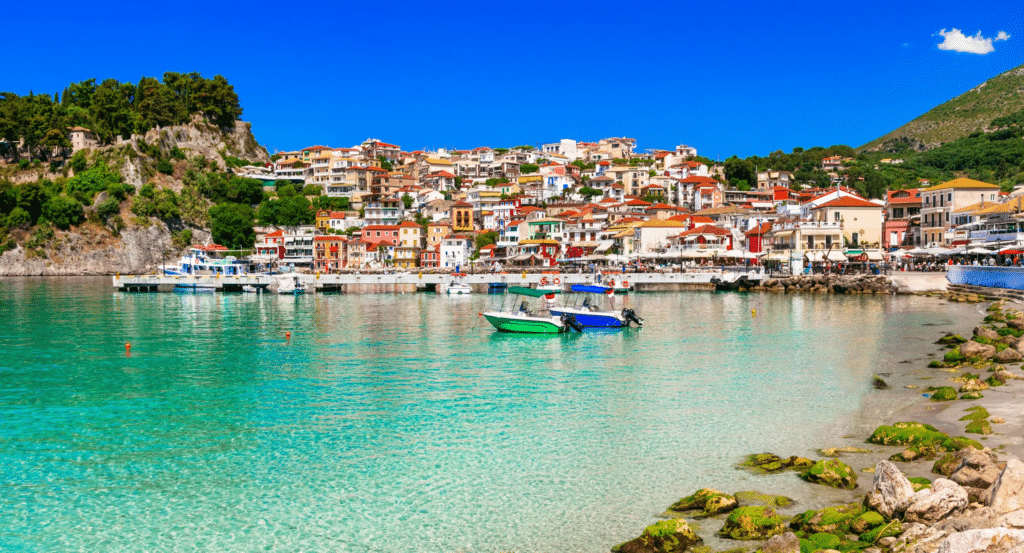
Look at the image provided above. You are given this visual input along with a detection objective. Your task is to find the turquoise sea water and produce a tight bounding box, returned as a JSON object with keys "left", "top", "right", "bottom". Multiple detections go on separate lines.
{"left": 0, "top": 278, "right": 975, "bottom": 552}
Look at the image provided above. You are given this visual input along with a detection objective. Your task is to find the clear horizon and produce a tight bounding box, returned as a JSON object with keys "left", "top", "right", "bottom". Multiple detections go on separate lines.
{"left": 3, "top": 0, "right": 1022, "bottom": 158}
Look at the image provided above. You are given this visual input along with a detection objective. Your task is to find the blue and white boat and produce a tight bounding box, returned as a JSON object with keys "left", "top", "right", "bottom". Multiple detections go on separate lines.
{"left": 548, "top": 284, "right": 643, "bottom": 328}
{"left": 161, "top": 246, "right": 253, "bottom": 276}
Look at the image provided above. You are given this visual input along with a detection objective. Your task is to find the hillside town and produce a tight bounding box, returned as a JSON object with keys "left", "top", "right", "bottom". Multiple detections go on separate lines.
{"left": 228, "top": 137, "right": 1023, "bottom": 272}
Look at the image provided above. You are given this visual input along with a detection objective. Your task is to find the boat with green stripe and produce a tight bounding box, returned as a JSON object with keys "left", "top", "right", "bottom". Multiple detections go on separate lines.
{"left": 481, "top": 286, "right": 583, "bottom": 334}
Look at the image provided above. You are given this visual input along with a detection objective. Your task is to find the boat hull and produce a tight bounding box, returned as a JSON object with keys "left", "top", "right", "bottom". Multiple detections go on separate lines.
{"left": 482, "top": 312, "right": 564, "bottom": 334}
{"left": 173, "top": 284, "right": 217, "bottom": 294}
{"left": 548, "top": 308, "right": 625, "bottom": 328}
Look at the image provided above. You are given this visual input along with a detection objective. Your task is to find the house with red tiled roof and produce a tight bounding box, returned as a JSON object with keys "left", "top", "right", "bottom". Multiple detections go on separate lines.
{"left": 313, "top": 235, "right": 346, "bottom": 272}
{"left": 808, "top": 195, "right": 885, "bottom": 247}
{"left": 884, "top": 188, "right": 922, "bottom": 249}
{"left": 671, "top": 224, "right": 735, "bottom": 251}
{"left": 744, "top": 222, "right": 773, "bottom": 253}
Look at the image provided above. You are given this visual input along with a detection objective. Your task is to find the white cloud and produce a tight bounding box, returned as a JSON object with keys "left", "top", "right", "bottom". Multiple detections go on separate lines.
{"left": 935, "top": 28, "right": 1011, "bottom": 54}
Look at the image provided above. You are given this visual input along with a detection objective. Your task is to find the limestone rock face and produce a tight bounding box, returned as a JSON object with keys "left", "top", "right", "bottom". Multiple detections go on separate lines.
{"left": 936, "top": 528, "right": 1024, "bottom": 553}
{"left": 961, "top": 341, "right": 997, "bottom": 360}
{"left": 761, "top": 532, "right": 800, "bottom": 553}
{"left": 989, "top": 459, "right": 1024, "bottom": 516}
{"left": 867, "top": 461, "right": 917, "bottom": 518}
{"left": 0, "top": 223, "right": 188, "bottom": 276}
{"left": 903, "top": 478, "right": 969, "bottom": 524}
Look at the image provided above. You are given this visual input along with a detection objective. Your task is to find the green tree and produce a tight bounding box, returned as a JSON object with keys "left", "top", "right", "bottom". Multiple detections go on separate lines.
{"left": 41, "top": 196, "right": 84, "bottom": 229}
{"left": 401, "top": 193, "right": 414, "bottom": 209}
{"left": 209, "top": 203, "right": 255, "bottom": 249}
{"left": 6, "top": 207, "right": 31, "bottom": 229}
{"left": 520, "top": 163, "right": 539, "bottom": 174}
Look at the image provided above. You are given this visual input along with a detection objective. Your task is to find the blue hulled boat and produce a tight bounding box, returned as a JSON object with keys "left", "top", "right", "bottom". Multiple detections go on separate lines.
{"left": 548, "top": 285, "right": 643, "bottom": 328}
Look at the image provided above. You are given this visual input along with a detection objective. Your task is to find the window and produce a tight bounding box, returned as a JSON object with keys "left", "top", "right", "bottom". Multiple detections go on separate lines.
{"left": 834, "top": 212, "right": 841, "bottom": 222}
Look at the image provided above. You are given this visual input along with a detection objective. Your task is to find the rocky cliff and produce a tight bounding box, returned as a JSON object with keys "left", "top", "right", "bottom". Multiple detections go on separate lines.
{"left": 0, "top": 118, "right": 257, "bottom": 276}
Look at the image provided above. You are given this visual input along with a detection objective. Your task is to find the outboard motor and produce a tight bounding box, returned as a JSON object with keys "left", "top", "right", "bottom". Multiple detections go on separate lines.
{"left": 560, "top": 313, "right": 584, "bottom": 332}
{"left": 621, "top": 308, "right": 643, "bottom": 326}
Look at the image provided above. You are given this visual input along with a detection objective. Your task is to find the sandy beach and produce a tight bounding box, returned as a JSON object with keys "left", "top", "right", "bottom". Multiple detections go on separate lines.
{"left": 657, "top": 294, "right": 1024, "bottom": 553}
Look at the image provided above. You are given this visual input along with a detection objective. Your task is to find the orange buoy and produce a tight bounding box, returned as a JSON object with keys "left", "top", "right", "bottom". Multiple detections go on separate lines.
{"left": 285, "top": 331, "right": 291, "bottom": 340}
{"left": 125, "top": 342, "right": 132, "bottom": 356}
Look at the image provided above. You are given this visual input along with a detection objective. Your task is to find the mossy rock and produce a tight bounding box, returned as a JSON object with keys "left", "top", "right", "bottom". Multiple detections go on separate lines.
{"left": 908, "top": 477, "right": 932, "bottom": 491}
{"left": 807, "top": 532, "right": 841, "bottom": 550}
{"left": 966, "top": 419, "right": 993, "bottom": 435}
{"left": 959, "top": 407, "right": 990, "bottom": 421}
{"left": 800, "top": 459, "right": 857, "bottom": 489}
{"left": 929, "top": 386, "right": 958, "bottom": 401}
{"left": 944, "top": 350, "right": 967, "bottom": 363}
{"left": 850, "top": 511, "right": 885, "bottom": 534}
{"left": 734, "top": 491, "right": 793, "bottom": 508}
{"left": 792, "top": 503, "right": 864, "bottom": 534}
{"left": 614, "top": 518, "right": 703, "bottom": 553}
{"left": 889, "top": 444, "right": 939, "bottom": 462}
{"left": 932, "top": 451, "right": 965, "bottom": 476}
{"left": 717, "top": 506, "right": 789, "bottom": 540}
{"left": 867, "top": 422, "right": 945, "bottom": 446}
{"left": 987, "top": 303, "right": 1004, "bottom": 312}
{"left": 740, "top": 454, "right": 813, "bottom": 474}
{"left": 938, "top": 334, "right": 968, "bottom": 345}
{"left": 985, "top": 376, "right": 1004, "bottom": 387}
{"left": 818, "top": 447, "right": 872, "bottom": 458}
{"left": 859, "top": 520, "right": 902, "bottom": 543}
{"left": 961, "top": 392, "right": 984, "bottom": 400}
{"left": 668, "top": 488, "right": 737, "bottom": 516}
{"left": 975, "top": 335, "right": 996, "bottom": 345}
{"left": 958, "top": 379, "right": 989, "bottom": 393}
{"left": 984, "top": 314, "right": 1005, "bottom": 323}
{"left": 938, "top": 435, "right": 983, "bottom": 451}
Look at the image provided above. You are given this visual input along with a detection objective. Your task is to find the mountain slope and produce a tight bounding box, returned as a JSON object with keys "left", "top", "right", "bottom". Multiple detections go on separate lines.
{"left": 859, "top": 64, "right": 1024, "bottom": 152}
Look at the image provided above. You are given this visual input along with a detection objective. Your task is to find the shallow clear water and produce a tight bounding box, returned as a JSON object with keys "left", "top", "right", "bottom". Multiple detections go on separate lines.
{"left": 0, "top": 278, "right": 976, "bottom": 552}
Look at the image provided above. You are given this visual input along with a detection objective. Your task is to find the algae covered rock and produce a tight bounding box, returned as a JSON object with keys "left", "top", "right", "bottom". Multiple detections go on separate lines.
{"left": 928, "top": 386, "right": 959, "bottom": 401}
{"left": 734, "top": 491, "right": 793, "bottom": 508}
{"left": 818, "top": 446, "right": 872, "bottom": 458}
{"left": 959, "top": 406, "right": 990, "bottom": 421}
{"left": 850, "top": 510, "right": 886, "bottom": 534}
{"left": 740, "top": 454, "right": 813, "bottom": 474}
{"left": 668, "top": 488, "right": 737, "bottom": 515}
{"left": 789, "top": 503, "right": 863, "bottom": 534}
{"left": 859, "top": 520, "right": 902, "bottom": 543}
{"left": 868, "top": 422, "right": 946, "bottom": 446}
{"left": 966, "top": 419, "right": 993, "bottom": 435}
{"left": 937, "top": 334, "right": 968, "bottom": 346}
{"left": 717, "top": 506, "right": 788, "bottom": 540}
{"left": 908, "top": 477, "right": 932, "bottom": 492}
{"left": 800, "top": 459, "right": 857, "bottom": 489}
{"left": 960, "top": 391, "right": 984, "bottom": 400}
{"left": 958, "top": 378, "right": 989, "bottom": 393}
{"left": 889, "top": 445, "right": 940, "bottom": 462}
{"left": 613, "top": 518, "right": 702, "bottom": 553}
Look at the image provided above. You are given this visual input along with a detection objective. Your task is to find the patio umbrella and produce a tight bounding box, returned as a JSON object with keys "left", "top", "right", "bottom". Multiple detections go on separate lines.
{"left": 967, "top": 247, "right": 996, "bottom": 255}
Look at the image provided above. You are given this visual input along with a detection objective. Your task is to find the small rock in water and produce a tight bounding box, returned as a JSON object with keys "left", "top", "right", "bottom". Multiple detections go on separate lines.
{"left": 993, "top": 417, "right": 1006, "bottom": 424}
{"left": 905, "top": 384, "right": 919, "bottom": 389}
{"left": 872, "top": 375, "right": 890, "bottom": 390}
{"left": 862, "top": 467, "right": 876, "bottom": 473}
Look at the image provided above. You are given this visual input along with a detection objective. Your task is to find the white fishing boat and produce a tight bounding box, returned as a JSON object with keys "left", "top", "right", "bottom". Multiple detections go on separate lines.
{"left": 274, "top": 274, "right": 307, "bottom": 295}
{"left": 447, "top": 273, "right": 472, "bottom": 295}
{"left": 161, "top": 245, "right": 254, "bottom": 276}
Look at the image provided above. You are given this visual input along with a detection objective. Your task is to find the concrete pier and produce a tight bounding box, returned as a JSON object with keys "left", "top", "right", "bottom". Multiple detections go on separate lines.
{"left": 113, "top": 270, "right": 753, "bottom": 293}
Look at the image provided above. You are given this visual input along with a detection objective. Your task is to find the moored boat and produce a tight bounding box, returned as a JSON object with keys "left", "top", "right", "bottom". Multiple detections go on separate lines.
{"left": 481, "top": 286, "right": 582, "bottom": 334}
{"left": 274, "top": 274, "right": 307, "bottom": 295}
{"left": 446, "top": 273, "right": 472, "bottom": 295}
{"left": 161, "top": 245, "right": 255, "bottom": 276}
{"left": 549, "top": 284, "right": 643, "bottom": 328}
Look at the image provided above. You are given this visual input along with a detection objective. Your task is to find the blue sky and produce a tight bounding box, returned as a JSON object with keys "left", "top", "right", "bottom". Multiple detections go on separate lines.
{"left": 3, "top": 1, "right": 1023, "bottom": 158}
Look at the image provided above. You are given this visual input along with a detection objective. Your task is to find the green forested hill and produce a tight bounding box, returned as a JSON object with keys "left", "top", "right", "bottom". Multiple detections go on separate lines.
{"left": 859, "top": 64, "right": 1024, "bottom": 152}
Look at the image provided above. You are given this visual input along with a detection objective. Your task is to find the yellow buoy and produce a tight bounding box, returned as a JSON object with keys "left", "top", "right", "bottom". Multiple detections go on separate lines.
{"left": 752, "top": 309, "right": 757, "bottom": 317}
